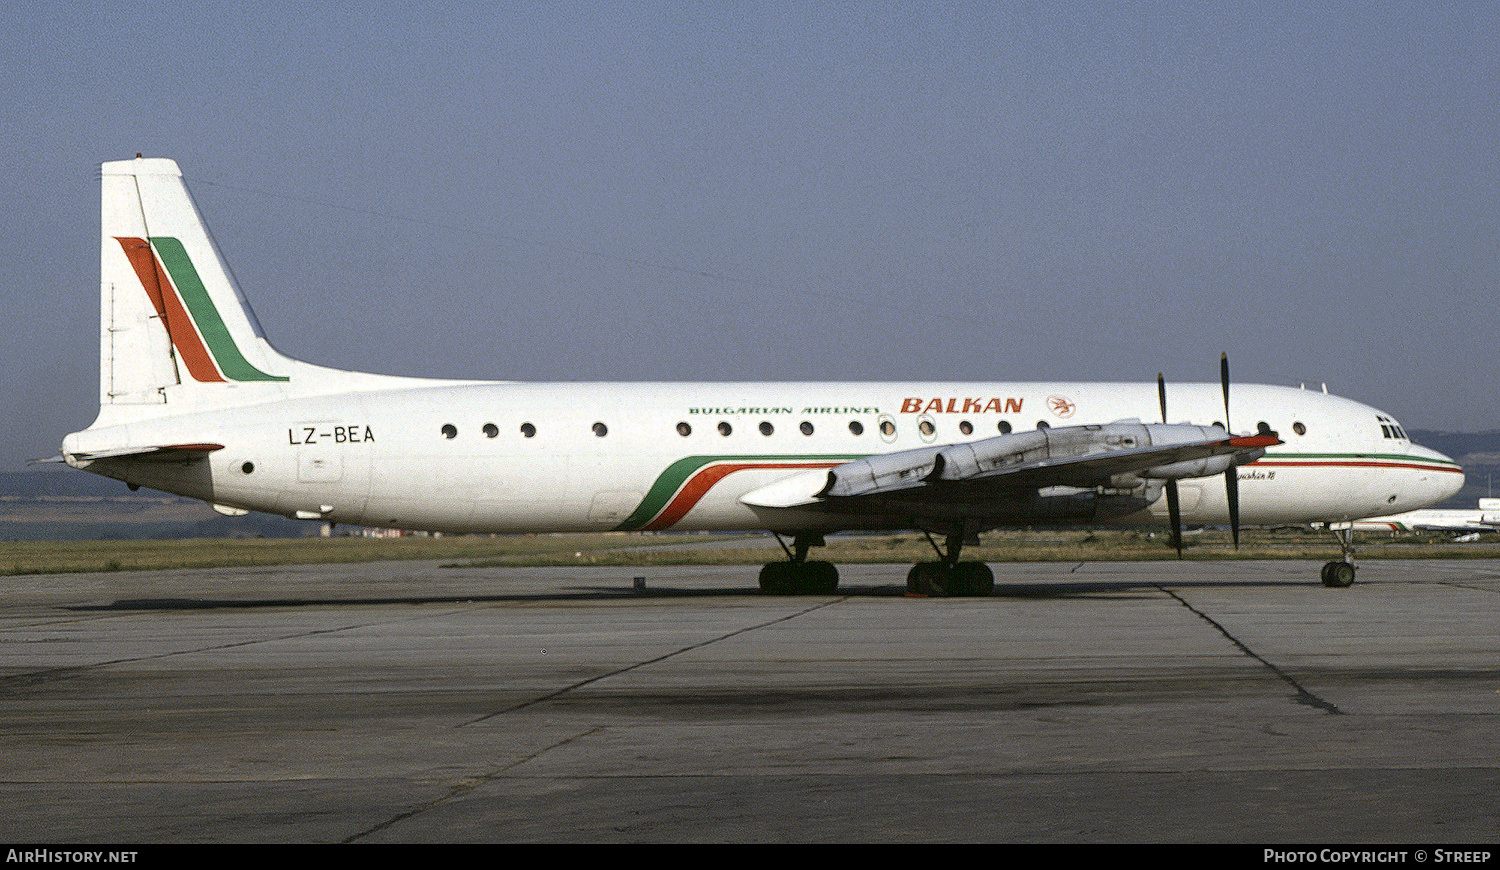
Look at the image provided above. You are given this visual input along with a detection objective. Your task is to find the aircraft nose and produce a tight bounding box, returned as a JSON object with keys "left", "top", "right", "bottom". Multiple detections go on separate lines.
{"left": 1410, "top": 443, "right": 1465, "bottom": 507}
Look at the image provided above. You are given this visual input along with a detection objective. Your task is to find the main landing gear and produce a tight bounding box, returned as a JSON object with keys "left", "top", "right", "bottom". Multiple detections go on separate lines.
{"left": 758, "top": 530, "right": 997, "bottom": 597}
{"left": 758, "top": 533, "right": 840, "bottom": 595}
{"left": 1321, "top": 525, "right": 1358, "bottom": 588}
{"left": 905, "top": 530, "right": 994, "bottom": 597}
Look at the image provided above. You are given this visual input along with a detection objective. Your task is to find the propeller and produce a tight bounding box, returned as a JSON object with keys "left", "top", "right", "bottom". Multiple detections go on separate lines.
{"left": 1157, "top": 373, "right": 1184, "bottom": 559}
{"left": 1221, "top": 353, "right": 1242, "bottom": 549}
{"left": 1160, "top": 355, "right": 1249, "bottom": 555}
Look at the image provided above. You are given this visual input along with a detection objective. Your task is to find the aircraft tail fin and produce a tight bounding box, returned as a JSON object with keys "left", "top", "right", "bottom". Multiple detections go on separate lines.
{"left": 90, "top": 156, "right": 472, "bottom": 430}
{"left": 99, "top": 156, "right": 297, "bottom": 419}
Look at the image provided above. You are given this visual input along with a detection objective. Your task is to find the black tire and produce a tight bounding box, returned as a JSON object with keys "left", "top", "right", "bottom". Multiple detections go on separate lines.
{"left": 914, "top": 561, "right": 951, "bottom": 596}
{"left": 1322, "top": 561, "right": 1356, "bottom": 588}
{"left": 759, "top": 562, "right": 795, "bottom": 595}
{"left": 956, "top": 562, "right": 994, "bottom": 597}
{"left": 802, "top": 560, "right": 840, "bottom": 594}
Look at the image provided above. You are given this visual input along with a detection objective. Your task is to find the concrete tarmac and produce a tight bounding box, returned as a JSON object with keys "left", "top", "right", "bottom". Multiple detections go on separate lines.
{"left": 2, "top": 557, "right": 1497, "bottom": 843}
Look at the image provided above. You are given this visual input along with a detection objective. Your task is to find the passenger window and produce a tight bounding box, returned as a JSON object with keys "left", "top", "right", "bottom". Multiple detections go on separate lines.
{"left": 759, "top": 421, "right": 774, "bottom": 436}
{"left": 593, "top": 422, "right": 608, "bottom": 437}
{"left": 718, "top": 421, "right": 732, "bottom": 436}
{"left": 520, "top": 422, "right": 536, "bottom": 438}
{"left": 677, "top": 421, "right": 691, "bottom": 436}
{"left": 441, "top": 423, "right": 457, "bottom": 439}
{"left": 959, "top": 420, "right": 973, "bottom": 435}
{"left": 800, "top": 421, "right": 813, "bottom": 436}
{"left": 849, "top": 421, "right": 864, "bottom": 436}
{"left": 483, "top": 423, "right": 499, "bottom": 438}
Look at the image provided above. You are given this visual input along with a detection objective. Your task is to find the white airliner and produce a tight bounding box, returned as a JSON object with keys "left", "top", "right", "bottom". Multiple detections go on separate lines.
{"left": 56, "top": 157, "right": 1464, "bottom": 592}
{"left": 1347, "top": 499, "right": 1500, "bottom": 535}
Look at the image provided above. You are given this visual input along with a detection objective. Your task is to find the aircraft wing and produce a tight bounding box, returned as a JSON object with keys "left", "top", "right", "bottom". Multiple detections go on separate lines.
{"left": 741, "top": 422, "right": 1276, "bottom": 523}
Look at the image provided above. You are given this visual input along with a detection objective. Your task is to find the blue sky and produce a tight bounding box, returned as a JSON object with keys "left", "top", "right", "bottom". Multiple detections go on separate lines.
{"left": 5, "top": 2, "right": 1497, "bottom": 465}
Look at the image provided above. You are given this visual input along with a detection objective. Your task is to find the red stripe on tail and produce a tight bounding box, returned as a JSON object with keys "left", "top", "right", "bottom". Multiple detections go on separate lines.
{"left": 114, "top": 237, "right": 224, "bottom": 382}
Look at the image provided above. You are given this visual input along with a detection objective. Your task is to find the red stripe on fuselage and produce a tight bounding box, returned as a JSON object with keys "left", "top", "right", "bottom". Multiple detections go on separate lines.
{"left": 642, "top": 461, "right": 840, "bottom": 531}
{"left": 1252, "top": 459, "right": 1463, "bottom": 473}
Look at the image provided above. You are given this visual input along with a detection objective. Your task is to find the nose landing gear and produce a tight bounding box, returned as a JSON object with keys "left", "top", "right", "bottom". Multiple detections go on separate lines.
{"left": 1321, "top": 525, "right": 1358, "bottom": 587}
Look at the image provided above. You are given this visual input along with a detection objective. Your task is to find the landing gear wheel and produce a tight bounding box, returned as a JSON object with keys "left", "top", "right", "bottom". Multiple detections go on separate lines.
{"left": 1322, "top": 526, "right": 1359, "bottom": 588}
{"left": 908, "top": 561, "right": 948, "bottom": 596}
{"left": 803, "top": 560, "right": 840, "bottom": 594}
{"left": 1321, "top": 561, "right": 1356, "bottom": 588}
{"left": 759, "top": 560, "right": 840, "bottom": 595}
{"left": 759, "top": 562, "right": 795, "bottom": 595}
{"left": 955, "top": 561, "right": 994, "bottom": 597}
{"left": 906, "top": 561, "right": 993, "bottom": 597}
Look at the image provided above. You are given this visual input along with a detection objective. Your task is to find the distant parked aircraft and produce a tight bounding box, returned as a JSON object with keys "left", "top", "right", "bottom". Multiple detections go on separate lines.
{"left": 1349, "top": 499, "right": 1500, "bottom": 535}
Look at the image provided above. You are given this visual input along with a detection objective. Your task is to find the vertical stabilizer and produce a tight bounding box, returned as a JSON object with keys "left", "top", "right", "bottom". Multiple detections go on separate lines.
{"left": 99, "top": 157, "right": 291, "bottom": 419}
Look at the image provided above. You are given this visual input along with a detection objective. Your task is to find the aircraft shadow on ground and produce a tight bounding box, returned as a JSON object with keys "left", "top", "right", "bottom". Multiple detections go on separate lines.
{"left": 70, "top": 578, "right": 1306, "bottom": 610}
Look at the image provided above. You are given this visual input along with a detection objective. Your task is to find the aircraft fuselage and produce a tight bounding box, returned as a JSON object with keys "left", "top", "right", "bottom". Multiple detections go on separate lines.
{"left": 66, "top": 379, "right": 1462, "bottom": 535}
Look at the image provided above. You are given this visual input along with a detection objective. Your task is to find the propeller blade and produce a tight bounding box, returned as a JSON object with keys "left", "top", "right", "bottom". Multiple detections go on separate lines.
{"left": 1220, "top": 352, "right": 1231, "bottom": 431}
{"left": 1166, "top": 479, "right": 1183, "bottom": 559}
{"left": 1158, "top": 372, "right": 1184, "bottom": 558}
{"left": 1226, "top": 472, "right": 1241, "bottom": 549}
{"left": 1220, "top": 352, "right": 1242, "bottom": 549}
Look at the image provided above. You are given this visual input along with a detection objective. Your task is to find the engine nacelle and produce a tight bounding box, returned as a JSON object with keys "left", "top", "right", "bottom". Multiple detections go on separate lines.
{"left": 817, "top": 420, "right": 1261, "bottom": 500}
{"left": 1140, "top": 453, "right": 1237, "bottom": 480}
{"left": 816, "top": 446, "right": 944, "bottom": 498}
{"left": 930, "top": 421, "right": 1236, "bottom": 483}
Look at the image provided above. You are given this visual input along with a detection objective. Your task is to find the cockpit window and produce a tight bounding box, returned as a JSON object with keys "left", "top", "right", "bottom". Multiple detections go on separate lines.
{"left": 1376, "top": 415, "right": 1408, "bottom": 440}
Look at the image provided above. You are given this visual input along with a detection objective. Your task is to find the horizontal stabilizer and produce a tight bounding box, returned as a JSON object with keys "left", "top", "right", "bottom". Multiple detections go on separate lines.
{"left": 67, "top": 443, "right": 224, "bottom": 463}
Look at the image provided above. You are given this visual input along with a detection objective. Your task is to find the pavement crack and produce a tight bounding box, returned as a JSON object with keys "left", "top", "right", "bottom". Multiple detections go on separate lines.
{"left": 1159, "top": 586, "right": 1344, "bottom": 715}
{"left": 0, "top": 611, "right": 446, "bottom": 695}
{"left": 343, "top": 725, "right": 608, "bottom": 843}
{"left": 355, "top": 599, "right": 846, "bottom": 840}
{"left": 456, "top": 598, "right": 844, "bottom": 727}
